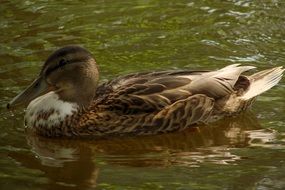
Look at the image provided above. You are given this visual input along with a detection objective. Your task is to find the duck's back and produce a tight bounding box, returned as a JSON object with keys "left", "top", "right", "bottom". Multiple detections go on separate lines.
{"left": 94, "top": 70, "right": 209, "bottom": 113}
{"left": 93, "top": 65, "right": 252, "bottom": 113}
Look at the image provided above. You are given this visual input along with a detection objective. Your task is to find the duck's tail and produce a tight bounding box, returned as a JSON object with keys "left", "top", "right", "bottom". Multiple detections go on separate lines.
{"left": 241, "top": 66, "right": 284, "bottom": 100}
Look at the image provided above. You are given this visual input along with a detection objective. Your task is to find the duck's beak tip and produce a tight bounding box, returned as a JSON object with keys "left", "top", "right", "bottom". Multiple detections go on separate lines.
{"left": 6, "top": 77, "right": 48, "bottom": 111}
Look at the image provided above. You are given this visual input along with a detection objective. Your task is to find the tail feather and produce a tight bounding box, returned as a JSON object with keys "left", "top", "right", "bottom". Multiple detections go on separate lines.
{"left": 211, "top": 64, "right": 256, "bottom": 86}
{"left": 220, "top": 64, "right": 241, "bottom": 70}
{"left": 241, "top": 66, "right": 284, "bottom": 100}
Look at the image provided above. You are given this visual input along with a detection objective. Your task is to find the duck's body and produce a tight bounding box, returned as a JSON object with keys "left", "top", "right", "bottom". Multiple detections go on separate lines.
{"left": 8, "top": 46, "right": 284, "bottom": 138}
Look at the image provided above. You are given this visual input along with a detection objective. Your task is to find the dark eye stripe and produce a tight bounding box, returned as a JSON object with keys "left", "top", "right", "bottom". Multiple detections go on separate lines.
{"left": 44, "top": 57, "right": 89, "bottom": 76}
{"left": 45, "top": 60, "right": 68, "bottom": 76}
{"left": 59, "top": 59, "right": 68, "bottom": 67}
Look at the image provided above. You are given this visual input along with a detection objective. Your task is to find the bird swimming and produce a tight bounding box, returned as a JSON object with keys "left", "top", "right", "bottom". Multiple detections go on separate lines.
{"left": 7, "top": 45, "right": 284, "bottom": 138}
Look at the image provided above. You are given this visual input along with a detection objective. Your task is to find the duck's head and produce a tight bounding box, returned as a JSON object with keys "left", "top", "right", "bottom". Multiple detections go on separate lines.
{"left": 7, "top": 45, "right": 99, "bottom": 109}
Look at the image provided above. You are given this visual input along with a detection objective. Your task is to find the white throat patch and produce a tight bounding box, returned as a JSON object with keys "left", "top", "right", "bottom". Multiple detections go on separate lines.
{"left": 25, "top": 91, "right": 79, "bottom": 129}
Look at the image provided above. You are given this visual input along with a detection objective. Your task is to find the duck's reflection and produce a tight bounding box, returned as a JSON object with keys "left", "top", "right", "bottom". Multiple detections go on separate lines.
{"left": 9, "top": 137, "right": 98, "bottom": 190}
{"left": 10, "top": 112, "right": 274, "bottom": 189}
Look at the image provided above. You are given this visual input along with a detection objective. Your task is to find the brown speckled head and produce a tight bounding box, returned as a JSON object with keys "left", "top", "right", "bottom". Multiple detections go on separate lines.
{"left": 8, "top": 45, "right": 99, "bottom": 109}
{"left": 42, "top": 45, "right": 99, "bottom": 107}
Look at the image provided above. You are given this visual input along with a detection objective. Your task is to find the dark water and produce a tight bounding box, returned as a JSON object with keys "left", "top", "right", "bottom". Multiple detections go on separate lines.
{"left": 1, "top": 0, "right": 285, "bottom": 189}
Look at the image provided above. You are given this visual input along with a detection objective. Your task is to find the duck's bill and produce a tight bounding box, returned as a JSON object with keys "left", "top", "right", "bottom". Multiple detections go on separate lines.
{"left": 7, "top": 77, "right": 50, "bottom": 109}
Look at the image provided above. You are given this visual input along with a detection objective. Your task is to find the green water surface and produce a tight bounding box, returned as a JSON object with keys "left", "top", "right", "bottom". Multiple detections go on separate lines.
{"left": 1, "top": 0, "right": 285, "bottom": 189}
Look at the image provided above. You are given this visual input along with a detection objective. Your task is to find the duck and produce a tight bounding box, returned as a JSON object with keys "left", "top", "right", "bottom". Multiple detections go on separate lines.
{"left": 7, "top": 45, "right": 284, "bottom": 138}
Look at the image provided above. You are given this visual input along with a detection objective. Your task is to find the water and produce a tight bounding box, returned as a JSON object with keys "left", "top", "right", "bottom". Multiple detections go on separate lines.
{"left": 1, "top": 0, "right": 285, "bottom": 189}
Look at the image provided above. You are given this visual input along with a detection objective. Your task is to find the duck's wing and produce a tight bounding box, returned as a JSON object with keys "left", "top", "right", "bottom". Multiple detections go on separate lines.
{"left": 94, "top": 65, "right": 255, "bottom": 114}
{"left": 95, "top": 70, "right": 207, "bottom": 97}
{"left": 94, "top": 70, "right": 207, "bottom": 113}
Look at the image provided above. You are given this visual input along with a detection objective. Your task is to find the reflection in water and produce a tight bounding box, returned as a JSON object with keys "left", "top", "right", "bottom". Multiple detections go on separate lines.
{"left": 9, "top": 112, "right": 279, "bottom": 189}
{"left": 9, "top": 140, "right": 98, "bottom": 190}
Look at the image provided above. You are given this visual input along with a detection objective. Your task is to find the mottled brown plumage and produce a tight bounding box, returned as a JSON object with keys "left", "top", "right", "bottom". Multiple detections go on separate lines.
{"left": 7, "top": 46, "right": 284, "bottom": 138}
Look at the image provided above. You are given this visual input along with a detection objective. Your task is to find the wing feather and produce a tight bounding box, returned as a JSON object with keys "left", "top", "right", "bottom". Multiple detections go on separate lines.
{"left": 94, "top": 66, "right": 252, "bottom": 114}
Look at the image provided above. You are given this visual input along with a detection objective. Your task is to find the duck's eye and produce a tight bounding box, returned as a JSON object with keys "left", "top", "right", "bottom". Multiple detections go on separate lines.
{"left": 34, "top": 81, "right": 40, "bottom": 88}
{"left": 59, "top": 59, "right": 68, "bottom": 67}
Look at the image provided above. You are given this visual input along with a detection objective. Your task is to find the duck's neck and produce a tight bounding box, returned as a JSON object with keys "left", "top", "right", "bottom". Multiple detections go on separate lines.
{"left": 25, "top": 91, "right": 80, "bottom": 137}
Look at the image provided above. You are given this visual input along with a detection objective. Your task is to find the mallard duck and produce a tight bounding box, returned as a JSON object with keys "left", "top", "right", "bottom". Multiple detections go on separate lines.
{"left": 7, "top": 45, "right": 284, "bottom": 138}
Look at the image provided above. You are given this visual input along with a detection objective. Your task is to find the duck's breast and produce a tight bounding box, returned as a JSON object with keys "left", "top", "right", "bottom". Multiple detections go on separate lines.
{"left": 25, "top": 91, "right": 79, "bottom": 130}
